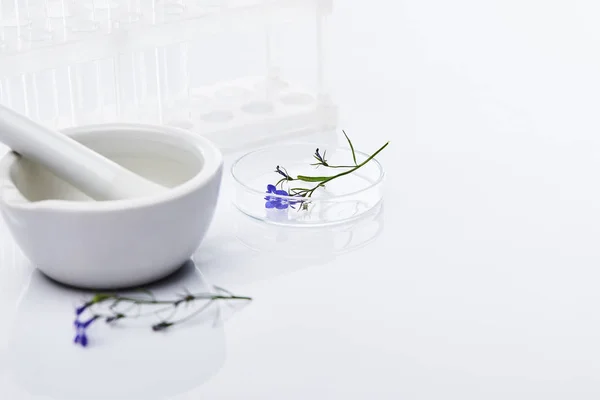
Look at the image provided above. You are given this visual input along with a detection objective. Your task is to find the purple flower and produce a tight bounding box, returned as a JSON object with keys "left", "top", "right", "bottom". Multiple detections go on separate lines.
{"left": 75, "top": 302, "right": 92, "bottom": 316}
{"left": 265, "top": 184, "right": 290, "bottom": 209}
{"left": 313, "top": 148, "right": 328, "bottom": 166}
{"left": 74, "top": 316, "right": 98, "bottom": 347}
{"left": 274, "top": 166, "right": 292, "bottom": 181}
{"left": 264, "top": 184, "right": 304, "bottom": 210}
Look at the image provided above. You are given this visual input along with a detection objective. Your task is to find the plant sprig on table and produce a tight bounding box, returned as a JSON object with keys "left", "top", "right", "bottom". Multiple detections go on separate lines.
{"left": 73, "top": 286, "right": 251, "bottom": 347}
{"left": 264, "top": 131, "right": 389, "bottom": 211}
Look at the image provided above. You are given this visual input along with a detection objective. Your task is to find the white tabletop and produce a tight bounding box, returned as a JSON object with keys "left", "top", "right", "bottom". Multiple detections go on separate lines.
{"left": 2, "top": 0, "right": 600, "bottom": 399}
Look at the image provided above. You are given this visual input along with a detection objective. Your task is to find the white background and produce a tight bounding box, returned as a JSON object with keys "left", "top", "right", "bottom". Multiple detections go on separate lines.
{"left": 1, "top": 0, "right": 600, "bottom": 398}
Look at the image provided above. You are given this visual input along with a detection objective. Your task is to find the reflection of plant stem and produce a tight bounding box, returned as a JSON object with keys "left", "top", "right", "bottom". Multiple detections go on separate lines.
{"left": 73, "top": 286, "right": 252, "bottom": 347}
{"left": 94, "top": 293, "right": 251, "bottom": 306}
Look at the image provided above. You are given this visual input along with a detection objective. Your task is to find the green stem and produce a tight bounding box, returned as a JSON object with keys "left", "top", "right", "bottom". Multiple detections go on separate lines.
{"left": 305, "top": 141, "right": 389, "bottom": 196}
{"left": 95, "top": 294, "right": 252, "bottom": 306}
{"left": 165, "top": 299, "right": 216, "bottom": 326}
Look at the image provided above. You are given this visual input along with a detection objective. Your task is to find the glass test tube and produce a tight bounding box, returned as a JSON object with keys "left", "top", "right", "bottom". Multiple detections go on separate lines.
{"left": 0, "top": 0, "right": 31, "bottom": 51}
{"left": 66, "top": 1, "right": 100, "bottom": 39}
{"left": 162, "top": 42, "right": 192, "bottom": 127}
{"left": 30, "top": 69, "right": 60, "bottom": 128}
{"left": 44, "top": 0, "right": 91, "bottom": 44}
{"left": 115, "top": 0, "right": 142, "bottom": 30}
{"left": 113, "top": 52, "right": 136, "bottom": 121}
{"left": 154, "top": 46, "right": 164, "bottom": 124}
{"left": 83, "top": 0, "right": 120, "bottom": 34}
{"left": 1, "top": 74, "right": 27, "bottom": 116}
{"left": 21, "top": 0, "right": 53, "bottom": 45}
{"left": 70, "top": 60, "right": 102, "bottom": 124}
{"left": 0, "top": 25, "right": 6, "bottom": 51}
{"left": 149, "top": 0, "right": 185, "bottom": 25}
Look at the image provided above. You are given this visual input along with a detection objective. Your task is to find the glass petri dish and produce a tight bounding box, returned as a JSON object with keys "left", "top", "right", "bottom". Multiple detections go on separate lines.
{"left": 234, "top": 201, "right": 384, "bottom": 255}
{"left": 231, "top": 143, "right": 385, "bottom": 227}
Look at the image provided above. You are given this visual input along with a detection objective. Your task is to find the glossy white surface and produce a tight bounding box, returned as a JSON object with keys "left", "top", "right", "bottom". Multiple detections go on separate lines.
{"left": 2, "top": 0, "right": 600, "bottom": 398}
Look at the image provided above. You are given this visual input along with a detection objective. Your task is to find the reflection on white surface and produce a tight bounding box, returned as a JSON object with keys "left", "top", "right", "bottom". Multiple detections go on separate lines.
{"left": 236, "top": 201, "right": 383, "bottom": 255}
{"left": 194, "top": 203, "right": 384, "bottom": 285}
{"left": 1, "top": 261, "right": 226, "bottom": 400}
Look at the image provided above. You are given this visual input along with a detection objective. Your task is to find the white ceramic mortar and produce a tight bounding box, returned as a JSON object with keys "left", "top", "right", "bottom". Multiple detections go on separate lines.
{"left": 0, "top": 123, "right": 223, "bottom": 289}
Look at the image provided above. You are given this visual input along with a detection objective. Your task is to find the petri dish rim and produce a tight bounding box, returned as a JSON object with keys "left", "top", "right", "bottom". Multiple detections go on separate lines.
{"left": 230, "top": 142, "right": 385, "bottom": 202}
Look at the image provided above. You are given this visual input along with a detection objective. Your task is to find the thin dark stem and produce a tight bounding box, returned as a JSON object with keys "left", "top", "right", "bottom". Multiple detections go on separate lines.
{"left": 74, "top": 286, "right": 252, "bottom": 347}
{"left": 213, "top": 285, "right": 234, "bottom": 296}
{"left": 318, "top": 141, "right": 389, "bottom": 184}
{"left": 155, "top": 304, "right": 180, "bottom": 322}
{"left": 93, "top": 304, "right": 174, "bottom": 322}
{"left": 343, "top": 130, "right": 358, "bottom": 166}
{"left": 267, "top": 132, "right": 389, "bottom": 215}
{"left": 303, "top": 141, "right": 389, "bottom": 197}
{"left": 90, "top": 296, "right": 233, "bottom": 321}
{"left": 164, "top": 299, "right": 215, "bottom": 327}
{"left": 96, "top": 294, "right": 251, "bottom": 305}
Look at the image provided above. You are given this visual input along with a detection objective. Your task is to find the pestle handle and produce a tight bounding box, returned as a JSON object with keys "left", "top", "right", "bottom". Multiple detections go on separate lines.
{"left": 0, "top": 105, "right": 167, "bottom": 201}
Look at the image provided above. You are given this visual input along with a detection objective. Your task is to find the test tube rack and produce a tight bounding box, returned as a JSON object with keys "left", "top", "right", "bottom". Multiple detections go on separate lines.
{"left": 0, "top": 0, "right": 337, "bottom": 152}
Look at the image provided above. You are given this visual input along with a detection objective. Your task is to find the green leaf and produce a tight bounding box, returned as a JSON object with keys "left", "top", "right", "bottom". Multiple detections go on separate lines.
{"left": 91, "top": 294, "right": 112, "bottom": 303}
{"left": 343, "top": 130, "right": 358, "bottom": 166}
{"left": 296, "top": 175, "right": 330, "bottom": 182}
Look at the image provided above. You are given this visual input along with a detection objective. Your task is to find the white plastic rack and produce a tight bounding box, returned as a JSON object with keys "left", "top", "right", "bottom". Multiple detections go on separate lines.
{"left": 0, "top": 0, "right": 337, "bottom": 152}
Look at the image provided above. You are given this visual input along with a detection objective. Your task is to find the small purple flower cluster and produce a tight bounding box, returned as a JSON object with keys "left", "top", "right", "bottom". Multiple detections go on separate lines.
{"left": 274, "top": 165, "right": 292, "bottom": 181}
{"left": 312, "top": 148, "right": 328, "bottom": 166}
{"left": 264, "top": 184, "right": 301, "bottom": 210}
{"left": 73, "top": 303, "right": 97, "bottom": 347}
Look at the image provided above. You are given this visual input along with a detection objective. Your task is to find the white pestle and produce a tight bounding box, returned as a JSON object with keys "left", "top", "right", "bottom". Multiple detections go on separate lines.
{"left": 0, "top": 105, "right": 167, "bottom": 201}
